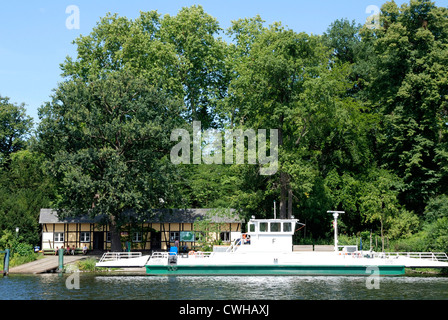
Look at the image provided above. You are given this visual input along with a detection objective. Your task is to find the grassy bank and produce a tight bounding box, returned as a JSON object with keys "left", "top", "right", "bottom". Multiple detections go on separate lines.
{"left": 1, "top": 252, "right": 41, "bottom": 269}
{"left": 62, "top": 257, "right": 101, "bottom": 272}
{"left": 405, "top": 268, "right": 448, "bottom": 276}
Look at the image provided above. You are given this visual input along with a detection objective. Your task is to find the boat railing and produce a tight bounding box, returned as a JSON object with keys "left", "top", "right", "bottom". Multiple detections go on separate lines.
{"left": 99, "top": 252, "right": 142, "bottom": 263}
{"left": 371, "top": 251, "right": 448, "bottom": 261}
{"left": 151, "top": 252, "right": 170, "bottom": 259}
{"left": 226, "top": 233, "right": 251, "bottom": 252}
{"left": 186, "top": 251, "right": 213, "bottom": 258}
{"left": 150, "top": 251, "right": 213, "bottom": 260}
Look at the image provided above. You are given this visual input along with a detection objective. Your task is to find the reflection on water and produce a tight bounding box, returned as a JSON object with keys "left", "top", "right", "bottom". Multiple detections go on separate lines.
{"left": 1, "top": 273, "right": 448, "bottom": 300}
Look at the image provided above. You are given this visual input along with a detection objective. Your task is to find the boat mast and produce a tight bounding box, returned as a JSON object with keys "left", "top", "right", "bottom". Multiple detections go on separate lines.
{"left": 274, "top": 201, "right": 276, "bottom": 219}
{"left": 327, "top": 211, "right": 344, "bottom": 253}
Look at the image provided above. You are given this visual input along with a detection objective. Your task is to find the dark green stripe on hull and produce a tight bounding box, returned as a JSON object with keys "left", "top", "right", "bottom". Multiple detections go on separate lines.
{"left": 145, "top": 265, "right": 405, "bottom": 276}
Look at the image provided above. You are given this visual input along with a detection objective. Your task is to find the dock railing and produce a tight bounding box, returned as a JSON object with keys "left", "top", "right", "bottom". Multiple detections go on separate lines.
{"left": 99, "top": 252, "right": 142, "bottom": 263}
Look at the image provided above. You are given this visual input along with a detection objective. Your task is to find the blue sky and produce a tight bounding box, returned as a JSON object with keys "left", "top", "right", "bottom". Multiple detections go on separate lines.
{"left": 1, "top": 0, "right": 447, "bottom": 125}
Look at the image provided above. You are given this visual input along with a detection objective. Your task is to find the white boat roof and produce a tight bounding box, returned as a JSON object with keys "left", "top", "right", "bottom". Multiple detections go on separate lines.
{"left": 248, "top": 217, "right": 299, "bottom": 222}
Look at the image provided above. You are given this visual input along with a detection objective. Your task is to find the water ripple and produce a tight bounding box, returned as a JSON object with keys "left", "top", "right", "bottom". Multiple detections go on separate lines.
{"left": 1, "top": 274, "right": 448, "bottom": 300}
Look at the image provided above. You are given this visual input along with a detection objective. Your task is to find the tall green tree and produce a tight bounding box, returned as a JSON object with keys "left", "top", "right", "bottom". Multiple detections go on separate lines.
{"left": 62, "top": 6, "right": 230, "bottom": 129}
{"left": 0, "top": 96, "right": 33, "bottom": 168}
{"left": 359, "top": 169, "right": 403, "bottom": 251}
{"left": 37, "top": 71, "right": 183, "bottom": 251}
{"left": 0, "top": 150, "right": 55, "bottom": 246}
{"left": 158, "top": 5, "right": 231, "bottom": 128}
{"left": 61, "top": 12, "right": 183, "bottom": 96}
{"left": 226, "top": 18, "right": 373, "bottom": 228}
{"left": 226, "top": 21, "right": 327, "bottom": 219}
{"left": 322, "top": 18, "right": 376, "bottom": 98}
{"left": 361, "top": 0, "right": 448, "bottom": 213}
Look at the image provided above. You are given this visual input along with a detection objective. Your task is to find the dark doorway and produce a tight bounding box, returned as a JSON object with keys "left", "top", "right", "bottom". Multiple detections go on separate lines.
{"left": 150, "top": 231, "right": 161, "bottom": 251}
{"left": 93, "top": 232, "right": 104, "bottom": 250}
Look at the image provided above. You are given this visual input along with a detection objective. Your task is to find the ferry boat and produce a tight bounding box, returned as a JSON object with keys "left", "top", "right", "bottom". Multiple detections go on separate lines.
{"left": 96, "top": 213, "right": 448, "bottom": 276}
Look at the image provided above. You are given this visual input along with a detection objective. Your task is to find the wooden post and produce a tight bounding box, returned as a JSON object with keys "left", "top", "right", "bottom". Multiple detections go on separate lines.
{"left": 2, "top": 249, "right": 10, "bottom": 276}
{"left": 58, "top": 248, "right": 64, "bottom": 272}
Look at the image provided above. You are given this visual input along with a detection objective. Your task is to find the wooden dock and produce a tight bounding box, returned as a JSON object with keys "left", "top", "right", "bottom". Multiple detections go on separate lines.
{"left": 8, "top": 255, "right": 89, "bottom": 274}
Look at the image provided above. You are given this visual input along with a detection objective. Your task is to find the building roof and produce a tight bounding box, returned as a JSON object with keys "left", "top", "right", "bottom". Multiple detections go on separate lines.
{"left": 39, "top": 209, "right": 102, "bottom": 224}
{"left": 39, "top": 208, "right": 243, "bottom": 224}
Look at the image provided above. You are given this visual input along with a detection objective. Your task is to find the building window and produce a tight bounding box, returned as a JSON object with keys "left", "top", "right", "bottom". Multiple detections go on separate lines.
{"left": 54, "top": 232, "right": 64, "bottom": 242}
{"left": 133, "top": 232, "right": 142, "bottom": 242}
{"left": 80, "top": 232, "right": 90, "bottom": 242}
{"left": 220, "top": 232, "right": 231, "bottom": 242}
{"left": 170, "top": 231, "right": 179, "bottom": 242}
{"left": 106, "top": 232, "right": 111, "bottom": 242}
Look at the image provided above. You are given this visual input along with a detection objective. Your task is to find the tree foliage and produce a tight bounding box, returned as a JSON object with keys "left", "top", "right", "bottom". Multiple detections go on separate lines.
{"left": 36, "top": 71, "right": 183, "bottom": 251}
{"left": 361, "top": 0, "right": 448, "bottom": 213}
{"left": 0, "top": 150, "right": 55, "bottom": 246}
{"left": 1, "top": 1, "right": 448, "bottom": 252}
{"left": 0, "top": 96, "right": 33, "bottom": 168}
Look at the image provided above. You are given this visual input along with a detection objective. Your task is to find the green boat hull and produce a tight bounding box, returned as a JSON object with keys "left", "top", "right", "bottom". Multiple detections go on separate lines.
{"left": 145, "top": 264, "right": 405, "bottom": 276}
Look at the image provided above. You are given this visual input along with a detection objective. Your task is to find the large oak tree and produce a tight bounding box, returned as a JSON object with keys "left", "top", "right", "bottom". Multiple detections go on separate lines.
{"left": 37, "top": 71, "right": 182, "bottom": 251}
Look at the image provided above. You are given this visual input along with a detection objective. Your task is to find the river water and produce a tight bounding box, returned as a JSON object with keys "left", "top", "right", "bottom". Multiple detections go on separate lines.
{"left": 1, "top": 273, "right": 448, "bottom": 300}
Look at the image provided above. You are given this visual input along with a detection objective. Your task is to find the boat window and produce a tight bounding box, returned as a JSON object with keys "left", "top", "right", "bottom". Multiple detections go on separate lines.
{"left": 249, "top": 223, "right": 256, "bottom": 232}
{"left": 259, "top": 222, "right": 268, "bottom": 232}
{"left": 270, "top": 222, "right": 281, "bottom": 232}
{"left": 283, "top": 222, "right": 292, "bottom": 232}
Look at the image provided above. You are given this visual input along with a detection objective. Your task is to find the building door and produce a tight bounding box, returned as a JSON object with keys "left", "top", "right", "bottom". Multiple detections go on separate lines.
{"left": 93, "top": 232, "right": 104, "bottom": 250}
{"left": 150, "top": 231, "right": 161, "bottom": 251}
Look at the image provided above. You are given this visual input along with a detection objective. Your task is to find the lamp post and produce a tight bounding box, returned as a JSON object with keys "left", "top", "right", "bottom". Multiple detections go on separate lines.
{"left": 13, "top": 227, "right": 19, "bottom": 256}
{"left": 327, "top": 211, "right": 344, "bottom": 253}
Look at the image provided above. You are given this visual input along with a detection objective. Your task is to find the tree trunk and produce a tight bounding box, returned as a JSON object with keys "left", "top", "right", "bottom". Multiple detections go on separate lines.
{"left": 380, "top": 217, "right": 384, "bottom": 252}
{"left": 279, "top": 172, "right": 288, "bottom": 219}
{"left": 109, "top": 215, "right": 123, "bottom": 252}
{"left": 278, "top": 115, "right": 289, "bottom": 219}
{"left": 288, "top": 189, "right": 293, "bottom": 219}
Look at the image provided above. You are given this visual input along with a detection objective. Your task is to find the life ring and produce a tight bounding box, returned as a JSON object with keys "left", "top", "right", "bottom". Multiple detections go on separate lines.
{"left": 188, "top": 251, "right": 195, "bottom": 255}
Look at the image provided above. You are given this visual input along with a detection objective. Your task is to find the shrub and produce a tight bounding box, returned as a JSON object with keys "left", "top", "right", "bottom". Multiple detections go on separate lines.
{"left": 424, "top": 217, "right": 448, "bottom": 253}
{"left": 388, "top": 209, "right": 420, "bottom": 240}
{"left": 76, "top": 257, "right": 99, "bottom": 271}
{"left": 391, "top": 232, "right": 428, "bottom": 252}
{"left": 424, "top": 195, "right": 448, "bottom": 222}
{"left": 13, "top": 242, "right": 34, "bottom": 258}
